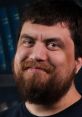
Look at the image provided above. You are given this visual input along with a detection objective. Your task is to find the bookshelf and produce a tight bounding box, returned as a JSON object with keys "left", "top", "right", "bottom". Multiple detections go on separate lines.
{"left": 0, "top": 4, "right": 20, "bottom": 87}
{"left": 0, "top": 1, "right": 30, "bottom": 110}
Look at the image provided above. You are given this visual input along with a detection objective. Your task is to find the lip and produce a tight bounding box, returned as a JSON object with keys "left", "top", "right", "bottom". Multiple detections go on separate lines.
{"left": 27, "top": 67, "right": 45, "bottom": 72}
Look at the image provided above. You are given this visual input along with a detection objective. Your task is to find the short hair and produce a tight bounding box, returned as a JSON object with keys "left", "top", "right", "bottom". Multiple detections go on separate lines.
{"left": 18, "top": 0, "right": 82, "bottom": 59}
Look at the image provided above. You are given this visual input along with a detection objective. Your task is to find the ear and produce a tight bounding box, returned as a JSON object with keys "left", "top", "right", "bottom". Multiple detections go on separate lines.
{"left": 75, "top": 57, "right": 82, "bottom": 74}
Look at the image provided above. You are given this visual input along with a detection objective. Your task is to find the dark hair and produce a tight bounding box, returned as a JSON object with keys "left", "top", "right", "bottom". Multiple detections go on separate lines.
{"left": 18, "top": 0, "right": 82, "bottom": 58}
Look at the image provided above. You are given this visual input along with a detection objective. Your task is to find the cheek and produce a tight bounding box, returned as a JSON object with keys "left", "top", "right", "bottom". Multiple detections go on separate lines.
{"left": 48, "top": 52, "right": 75, "bottom": 83}
{"left": 48, "top": 51, "right": 75, "bottom": 72}
{"left": 13, "top": 47, "right": 31, "bottom": 74}
{"left": 15, "top": 45, "right": 32, "bottom": 62}
{"left": 48, "top": 52, "right": 66, "bottom": 66}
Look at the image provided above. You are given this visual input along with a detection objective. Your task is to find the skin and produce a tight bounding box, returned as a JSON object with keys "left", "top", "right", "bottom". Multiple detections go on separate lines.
{"left": 14, "top": 21, "right": 82, "bottom": 116}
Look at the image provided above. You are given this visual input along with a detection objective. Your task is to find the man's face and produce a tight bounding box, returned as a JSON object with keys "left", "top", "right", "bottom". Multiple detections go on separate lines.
{"left": 13, "top": 21, "right": 77, "bottom": 105}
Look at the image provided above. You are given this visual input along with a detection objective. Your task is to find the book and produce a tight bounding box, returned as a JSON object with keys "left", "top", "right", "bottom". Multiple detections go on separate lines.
{"left": 0, "top": 7, "right": 15, "bottom": 72}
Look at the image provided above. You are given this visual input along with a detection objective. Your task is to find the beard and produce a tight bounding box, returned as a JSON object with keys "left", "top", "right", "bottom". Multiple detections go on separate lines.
{"left": 13, "top": 58, "right": 75, "bottom": 106}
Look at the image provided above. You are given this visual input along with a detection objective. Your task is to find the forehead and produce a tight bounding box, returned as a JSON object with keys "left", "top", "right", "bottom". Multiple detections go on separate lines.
{"left": 20, "top": 21, "right": 72, "bottom": 41}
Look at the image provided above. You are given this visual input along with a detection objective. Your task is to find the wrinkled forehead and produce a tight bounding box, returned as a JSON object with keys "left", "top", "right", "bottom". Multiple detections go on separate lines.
{"left": 20, "top": 21, "right": 71, "bottom": 40}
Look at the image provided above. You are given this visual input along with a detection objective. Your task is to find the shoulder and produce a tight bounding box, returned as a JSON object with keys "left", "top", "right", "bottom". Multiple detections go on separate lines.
{"left": 0, "top": 103, "right": 23, "bottom": 117}
{"left": 57, "top": 98, "right": 82, "bottom": 117}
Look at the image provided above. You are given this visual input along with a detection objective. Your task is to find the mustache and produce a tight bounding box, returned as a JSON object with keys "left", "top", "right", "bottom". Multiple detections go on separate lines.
{"left": 21, "top": 59, "right": 54, "bottom": 73}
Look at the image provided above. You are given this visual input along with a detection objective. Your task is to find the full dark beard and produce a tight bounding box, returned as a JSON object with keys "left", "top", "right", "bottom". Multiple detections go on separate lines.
{"left": 13, "top": 59, "right": 75, "bottom": 106}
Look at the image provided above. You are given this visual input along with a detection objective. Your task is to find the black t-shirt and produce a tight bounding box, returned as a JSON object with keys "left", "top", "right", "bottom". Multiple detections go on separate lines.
{"left": 0, "top": 98, "right": 82, "bottom": 117}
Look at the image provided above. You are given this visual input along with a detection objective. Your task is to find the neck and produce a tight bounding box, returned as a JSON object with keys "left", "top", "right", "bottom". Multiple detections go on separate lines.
{"left": 25, "top": 83, "right": 81, "bottom": 116}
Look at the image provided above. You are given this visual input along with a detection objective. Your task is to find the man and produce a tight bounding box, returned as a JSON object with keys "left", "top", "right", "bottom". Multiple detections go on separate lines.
{"left": 0, "top": 0, "right": 82, "bottom": 116}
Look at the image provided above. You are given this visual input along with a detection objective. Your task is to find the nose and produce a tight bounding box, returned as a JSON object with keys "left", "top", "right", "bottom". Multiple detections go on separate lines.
{"left": 29, "top": 42, "right": 48, "bottom": 61}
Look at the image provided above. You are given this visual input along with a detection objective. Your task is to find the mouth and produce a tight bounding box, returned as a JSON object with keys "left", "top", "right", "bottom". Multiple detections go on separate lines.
{"left": 25, "top": 67, "right": 47, "bottom": 73}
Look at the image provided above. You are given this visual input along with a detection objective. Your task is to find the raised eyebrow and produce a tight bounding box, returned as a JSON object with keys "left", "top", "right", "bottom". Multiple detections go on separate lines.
{"left": 20, "top": 34, "right": 36, "bottom": 40}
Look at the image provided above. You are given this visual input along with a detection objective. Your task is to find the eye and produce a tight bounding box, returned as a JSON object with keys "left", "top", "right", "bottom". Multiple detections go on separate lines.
{"left": 46, "top": 41, "right": 59, "bottom": 51}
{"left": 45, "top": 38, "right": 65, "bottom": 51}
{"left": 21, "top": 37, "right": 35, "bottom": 48}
